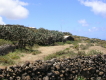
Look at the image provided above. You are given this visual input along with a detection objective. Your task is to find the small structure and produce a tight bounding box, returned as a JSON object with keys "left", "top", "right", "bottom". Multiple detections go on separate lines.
{"left": 63, "top": 35, "right": 74, "bottom": 42}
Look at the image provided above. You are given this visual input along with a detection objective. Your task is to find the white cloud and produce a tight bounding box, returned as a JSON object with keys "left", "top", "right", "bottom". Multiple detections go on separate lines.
{"left": 88, "top": 29, "right": 91, "bottom": 32}
{"left": 0, "top": 0, "right": 29, "bottom": 20}
{"left": 78, "top": 0, "right": 106, "bottom": 17}
{"left": 78, "top": 19, "right": 89, "bottom": 26}
{"left": 0, "top": 16, "right": 5, "bottom": 25}
{"left": 88, "top": 27, "right": 98, "bottom": 32}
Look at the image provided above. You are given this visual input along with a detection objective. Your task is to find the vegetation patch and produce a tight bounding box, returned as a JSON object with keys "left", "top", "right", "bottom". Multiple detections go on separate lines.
{"left": 0, "top": 49, "right": 22, "bottom": 65}
{"left": 0, "top": 39, "right": 13, "bottom": 46}
{"left": 73, "top": 44, "right": 79, "bottom": 50}
{"left": 78, "top": 51, "right": 86, "bottom": 56}
{"left": 45, "top": 46, "right": 104, "bottom": 60}
{"left": 0, "top": 56, "right": 15, "bottom": 65}
{"left": 32, "top": 50, "right": 41, "bottom": 55}
{"left": 33, "top": 44, "right": 40, "bottom": 48}
{"left": 78, "top": 49, "right": 103, "bottom": 56}
{"left": 77, "top": 76, "right": 85, "bottom": 80}
{"left": 65, "top": 41, "right": 72, "bottom": 44}
{"left": 44, "top": 48, "right": 77, "bottom": 60}
{"left": 79, "top": 43, "right": 94, "bottom": 50}
{"left": 80, "top": 44, "right": 87, "bottom": 50}
{"left": 53, "top": 42, "right": 65, "bottom": 45}
{"left": 87, "top": 50, "right": 103, "bottom": 56}
{"left": 0, "top": 49, "right": 32, "bottom": 65}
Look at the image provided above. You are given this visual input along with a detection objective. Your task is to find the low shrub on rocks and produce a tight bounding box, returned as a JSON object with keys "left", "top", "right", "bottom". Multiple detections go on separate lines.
{"left": 0, "top": 39, "right": 13, "bottom": 46}
{"left": 0, "top": 44, "right": 16, "bottom": 56}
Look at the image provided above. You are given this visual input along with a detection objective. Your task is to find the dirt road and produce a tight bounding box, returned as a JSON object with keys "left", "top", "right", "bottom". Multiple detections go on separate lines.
{"left": 0, "top": 44, "right": 106, "bottom": 69}
{"left": 19, "top": 44, "right": 71, "bottom": 62}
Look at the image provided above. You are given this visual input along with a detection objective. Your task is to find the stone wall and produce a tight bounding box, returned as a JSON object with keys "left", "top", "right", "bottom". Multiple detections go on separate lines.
{"left": 0, "top": 54, "right": 106, "bottom": 80}
{"left": 0, "top": 44, "right": 16, "bottom": 56}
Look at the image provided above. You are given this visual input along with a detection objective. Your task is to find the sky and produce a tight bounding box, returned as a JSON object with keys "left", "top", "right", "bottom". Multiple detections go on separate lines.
{"left": 0, "top": 0, "right": 106, "bottom": 40}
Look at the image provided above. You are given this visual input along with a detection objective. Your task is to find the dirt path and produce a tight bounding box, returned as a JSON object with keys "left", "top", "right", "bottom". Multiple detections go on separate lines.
{"left": 0, "top": 44, "right": 106, "bottom": 69}
{"left": 19, "top": 44, "right": 71, "bottom": 63}
{"left": 0, "top": 44, "right": 71, "bottom": 69}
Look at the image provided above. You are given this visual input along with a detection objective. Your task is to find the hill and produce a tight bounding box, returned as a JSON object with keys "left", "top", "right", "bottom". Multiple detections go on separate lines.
{"left": 0, "top": 25, "right": 106, "bottom": 80}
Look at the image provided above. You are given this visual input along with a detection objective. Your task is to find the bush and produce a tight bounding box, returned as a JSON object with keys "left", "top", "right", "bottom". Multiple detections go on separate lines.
{"left": 44, "top": 48, "right": 77, "bottom": 60}
{"left": 73, "top": 44, "right": 79, "bottom": 50}
{"left": 80, "top": 43, "right": 94, "bottom": 50}
{"left": 78, "top": 51, "right": 86, "bottom": 56}
{"left": 6, "top": 50, "right": 21, "bottom": 59}
{"left": 34, "top": 28, "right": 64, "bottom": 45}
{"left": 77, "top": 76, "right": 85, "bottom": 80}
{"left": 0, "top": 49, "right": 25, "bottom": 65}
{"left": 87, "top": 50, "right": 103, "bottom": 56}
{"left": 0, "top": 25, "right": 37, "bottom": 49}
{"left": 54, "top": 42, "right": 64, "bottom": 46}
{"left": 33, "top": 44, "right": 40, "bottom": 48}
{"left": 80, "top": 44, "right": 89, "bottom": 50}
{"left": 65, "top": 41, "right": 72, "bottom": 44}
{"left": 71, "top": 41, "right": 79, "bottom": 45}
{"left": 0, "top": 39, "right": 12, "bottom": 46}
{"left": 80, "top": 44, "right": 86, "bottom": 50}
{"left": 63, "top": 32, "right": 72, "bottom": 35}
{"left": 0, "top": 56, "right": 15, "bottom": 65}
{"left": 101, "top": 44, "right": 106, "bottom": 48}
{"left": 44, "top": 50, "right": 68, "bottom": 60}
{"left": 32, "top": 50, "right": 41, "bottom": 55}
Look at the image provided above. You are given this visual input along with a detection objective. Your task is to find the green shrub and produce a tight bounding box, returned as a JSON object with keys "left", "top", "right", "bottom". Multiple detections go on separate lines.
{"left": 78, "top": 51, "right": 86, "bottom": 56}
{"left": 80, "top": 44, "right": 89, "bottom": 50}
{"left": 86, "top": 43, "right": 94, "bottom": 47}
{"left": 35, "top": 28, "right": 64, "bottom": 45}
{"left": 44, "top": 54, "right": 57, "bottom": 60}
{"left": 73, "top": 44, "right": 79, "bottom": 50}
{"left": 65, "top": 41, "right": 72, "bottom": 44}
{"left": 87, "top": 50, "right": 103, "bottom": 56}
{"left": 44, "top": 48, "right": 77, "bottom": 60}
{"left": 33, "top": 44, "right": 40, "bottom": 48}
{"left": 80, "top": 44, "right": 86, "bottom": 50}
{"left": 0, "top": 56, "right": 15, "bottom": 65}
{"left": 72, "top": 41, "right": 79, "bottom": 45}
{"left": 95, "top": 43, "right": 100, "bottom": 46}
{"left": 80, "top": 43, "right": 94, "bottom": 50}
{"left": 63, "top": 32, "right": 72, "bottom": 35}
{"left": 0, "top": 49, "right": 24, "bottom": 65}
{"left": 1, "top": 78, "right": 7, "bottom": 80}
{"left": 101, "top": 44, "right": 106, "bottom": 48}
{"left": 44, "top": 50, "right": 68, "bottom": 60}
{"left": 0, "top": 25, "right": 36, "bottom": 49}
{"left": 6, "top": 51, "right": 20, "bottom": 59}
{"left": 77, "top": 76, "right": 85, "bottom": 80}
{"left": 64, "top": 48, "right": 70, "bottom": 51}
{"left": 54, "top": 42, "right": 64, "bottom": 45}
{"left": 0, "top": 39, "right": 12, "bottom": 46}
{"left": 32, "top": 50, "right": 41, "bottom": 55}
